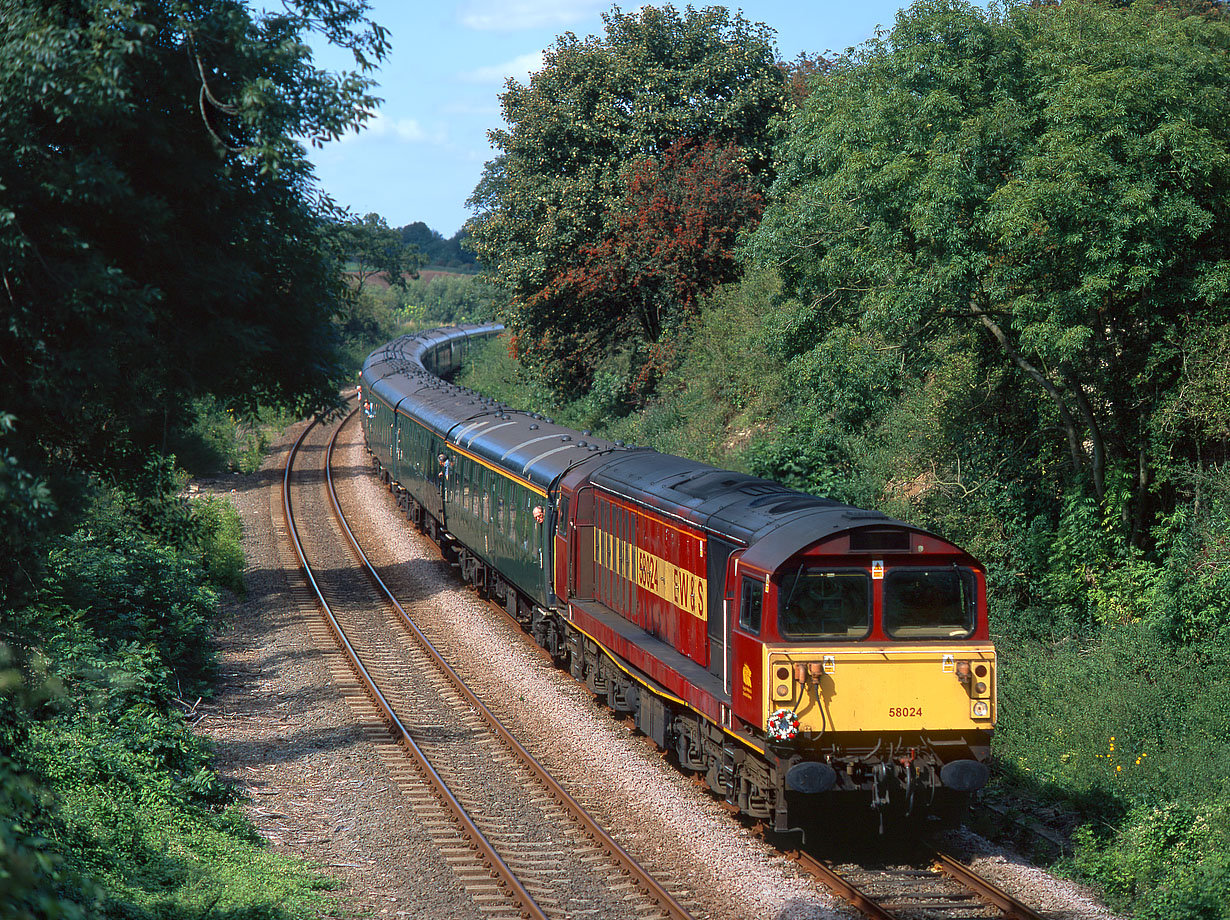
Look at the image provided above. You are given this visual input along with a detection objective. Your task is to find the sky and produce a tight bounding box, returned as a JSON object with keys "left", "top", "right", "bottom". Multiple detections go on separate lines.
{"left": 306, "top": 1, "right": 913, "bottom": 238}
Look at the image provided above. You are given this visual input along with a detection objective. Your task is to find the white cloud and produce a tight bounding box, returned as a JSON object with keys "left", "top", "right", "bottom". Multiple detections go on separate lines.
{"left": 457, "top": 0, "right": 605, "bottom": 32}
{"left": 459, "top": 50, "right": 545, "bottom": 84}
{"left": 340, "top": 111, "right": 446, "bottom": 145}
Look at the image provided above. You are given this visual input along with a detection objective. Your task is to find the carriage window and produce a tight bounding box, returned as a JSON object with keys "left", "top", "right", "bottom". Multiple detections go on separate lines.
{"left": 739, "top": 577, "right": 763, "bottom": 634}
{"left": 778, "top": 568, "right": 871, "bottom": 639}
{"left": 883, "top": 568, "right": 976, "bottom": 638}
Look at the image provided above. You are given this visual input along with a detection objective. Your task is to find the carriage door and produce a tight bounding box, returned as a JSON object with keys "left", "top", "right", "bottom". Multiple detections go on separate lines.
{"left": 706, "top": 538, "right": 739, "bottom": 690}
{"left": 569, "top": 486, "right": 595, "bottom": 600}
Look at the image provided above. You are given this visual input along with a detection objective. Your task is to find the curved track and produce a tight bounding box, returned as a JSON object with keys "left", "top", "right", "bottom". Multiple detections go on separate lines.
{"left": 280, "top": 403, "right": 1053, "bottom": 920}
{"left": 281, "top": 405, "right": 699, "bottom": 920}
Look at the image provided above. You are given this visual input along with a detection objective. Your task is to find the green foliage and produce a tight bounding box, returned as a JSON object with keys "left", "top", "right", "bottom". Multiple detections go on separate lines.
{"left": 399, "top": 222, "right": 479, "bottom": 271}
{"left": 1070, "top": 799, "right": 1230, "bottom": 920}
{"left": 0, "top": 1, "right": 383, "bottom": 913}
{"left": 336, "top": 282, "right": 406, "bottom": 371}
{"left": 0, "top": 0, "right": 388, "bottom": 492}
{"left": 455, "top": 336, "right": 563, "bottom": 416}
{"left": 191, "top": 496, "right": 247, "bottom": 596}
{"left": 399, "top": 272, "right": 502, "bottom": 327}
{"left": 456, "top": 269, "right": 799, "bottom": 467}
{"left": 0, "top": 644, "right": 87, "bottom": 920}
{"left": 467, "top": 4, "right": 787, "bottom": 398}
{"left": 41, "top": 507, "right": 219, "bottom": 698}
{"left": 167, "top": 396, "right": 294, "bottom": 477}
{"left": 3, "top": 603, "right": 330, "bottom": 920}
{"left": 0, "top": 473, "right": 329, "bottom": 918}
{"left": 747, "top": 0, "right": 1230, "bottom": 552}
{"left": 0, "top": 412, "right": 56, "bottom": 606}
{"left": 993, "top": 623, "right": 1230, "bottom": 915}
{"left": 1145, "top": 471, "right": 1230, "bottom": 646}
{"left": 332, "top": 211, "right": 422, "bottom": 291}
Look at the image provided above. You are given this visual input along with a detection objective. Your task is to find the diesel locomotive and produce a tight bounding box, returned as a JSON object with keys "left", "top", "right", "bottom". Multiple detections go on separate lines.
{"left": 359, "top": 324, "right": 995, "bottom": 831}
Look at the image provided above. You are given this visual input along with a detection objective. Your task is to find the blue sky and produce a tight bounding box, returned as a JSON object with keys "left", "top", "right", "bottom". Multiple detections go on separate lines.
{"left": 306, "top": 1, "right": 913, "bottom": 237}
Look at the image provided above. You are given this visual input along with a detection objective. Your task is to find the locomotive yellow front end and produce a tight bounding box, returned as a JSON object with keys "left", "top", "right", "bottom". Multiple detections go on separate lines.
{"left": 732, "top": 525, "right": 995, "bottom": 823}
{"left": 763, "top": 644, "right": 995, "bottom": 805}
{"left": 766, "top": 645, "right": 996, "bottom": 737}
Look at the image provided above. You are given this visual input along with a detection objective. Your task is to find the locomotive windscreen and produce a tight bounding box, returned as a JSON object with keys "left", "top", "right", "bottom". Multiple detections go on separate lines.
{"left": 882, "top": 568, "right": 977, "bottom": 638}
{"left": 778, "top": 568, "right": 871, "bottom": 639}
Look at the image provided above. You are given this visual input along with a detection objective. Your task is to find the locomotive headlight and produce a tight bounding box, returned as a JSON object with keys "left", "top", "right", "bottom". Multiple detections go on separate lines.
{"left": 971, "top": 700, "right": 991, "bottom": 719}
{"left": 971, "top": 663, "right": 991, "bottom": 698}
{"left": 773, "top": 664, "right": 794, "bottom": 701}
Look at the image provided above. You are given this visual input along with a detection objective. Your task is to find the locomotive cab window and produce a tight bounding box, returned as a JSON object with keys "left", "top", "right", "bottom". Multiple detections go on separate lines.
{"left": 739, "top": 577, "right": 763, "bottom": 634}
{"left": 882, "top": 567, "right": 977, "bottom": 638}
{"left": 778, "top": 568, "right": 871, "bottom": 639}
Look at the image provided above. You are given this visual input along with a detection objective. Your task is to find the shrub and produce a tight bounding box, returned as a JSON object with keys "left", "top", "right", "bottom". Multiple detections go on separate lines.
{"left": 191, "top": 496, "right": 245, "bottom": 596}
{"left": 1072, "top": 798, "right": 1230, "bottom": 920}
{"left": 42, "top": 531, "right": 217, "bottom": 697}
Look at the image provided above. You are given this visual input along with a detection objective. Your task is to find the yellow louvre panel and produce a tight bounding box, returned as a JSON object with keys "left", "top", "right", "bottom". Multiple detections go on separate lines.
{"left": 765, "top": 647, "right": 996, "bottom": 733}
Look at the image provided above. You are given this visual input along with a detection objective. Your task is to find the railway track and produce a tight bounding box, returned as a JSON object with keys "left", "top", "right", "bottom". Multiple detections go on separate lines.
{"left": 279, "top": 404, "right": 1055, "bottom": 920}
{"left": 280, "top": 406, "right": 700, "bottom": 920}
{"left": 791, "top": 846, "right": 1046, "bottom": 920}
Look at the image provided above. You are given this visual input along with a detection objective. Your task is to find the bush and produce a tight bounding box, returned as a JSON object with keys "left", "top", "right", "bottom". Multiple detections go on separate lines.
{"left": 168, "top": 398, "right": 294, "bottom": 477}
{"left": 0, "top": 470, "right": 331, "bottom": 919}
{"left": 996, "top": 624, "right": 1230, "bottom": 814}
{"left": 399, "top": 272, "right": 500, "bottom": 327}
{"left": 42, "top": 530, "right": 217, "bottom": 697}
{"left": 191, "top": 496, "right": 245, "bottom": 596}
{"left": 1072, "top": 799, "right": 1230, "bottom": 920}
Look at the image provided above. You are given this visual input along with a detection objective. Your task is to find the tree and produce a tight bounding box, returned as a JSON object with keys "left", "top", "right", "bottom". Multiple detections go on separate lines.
{"left": 466, "top": 4, "right": 787, "bottom": 398}
{"left": 529, "top": 138, "right": 764, "bottom": 395}
{"left": 0, "top": 0, "right": 388, "bottom": 487}
{"left": 400, "top": 222, "right": 480, "bottom": 270}
{"left": 779, "top": 51, "right": 836, "bottom": 108}
{"left": 746, "top": 0, "right": 1230, "bottom": 550}
{"left": 335, "top": 212, "right": 421, "bottom": 291}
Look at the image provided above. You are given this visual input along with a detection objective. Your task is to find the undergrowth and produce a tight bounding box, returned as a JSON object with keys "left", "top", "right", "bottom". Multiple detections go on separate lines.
{"left": 1, "top": 473, "right": 333, "bottom": 919}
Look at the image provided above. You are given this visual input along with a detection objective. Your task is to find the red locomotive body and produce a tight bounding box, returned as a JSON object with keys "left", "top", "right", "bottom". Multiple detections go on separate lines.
{"left": 553, "top": 451, "right": 993, "bottom": 829}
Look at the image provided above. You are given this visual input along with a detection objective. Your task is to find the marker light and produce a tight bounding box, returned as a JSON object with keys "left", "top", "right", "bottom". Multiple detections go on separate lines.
{"left": 971, "top": 700, "right": 991, "bottom": 719}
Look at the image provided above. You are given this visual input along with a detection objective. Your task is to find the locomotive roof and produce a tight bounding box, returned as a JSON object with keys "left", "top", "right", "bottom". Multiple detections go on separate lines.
{"left": 588, "top": 451, "right": 952, "bottom": 574}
